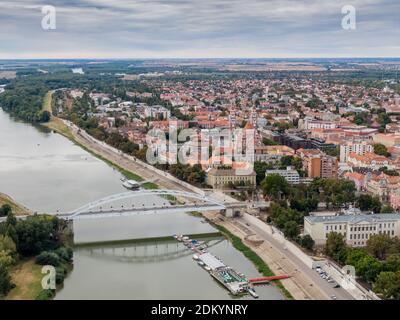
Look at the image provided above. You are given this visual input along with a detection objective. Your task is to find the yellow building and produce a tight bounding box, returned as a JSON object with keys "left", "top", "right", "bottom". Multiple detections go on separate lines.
{"left": 206, "top": 168, "right": 256, "bottom": 189}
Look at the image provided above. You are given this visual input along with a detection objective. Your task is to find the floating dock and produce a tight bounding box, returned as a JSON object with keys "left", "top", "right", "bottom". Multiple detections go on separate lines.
{"left": 175, "top": 234, "right": 290, "bottom": 298}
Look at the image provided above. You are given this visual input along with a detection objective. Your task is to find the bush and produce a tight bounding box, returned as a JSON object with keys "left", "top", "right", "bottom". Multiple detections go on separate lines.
{"left": 36, "top": 289, "right": 54, "bottom": 300}
{"left": 55, "top": 266, "right": 67, "bottom": 285}
{"left": 0, "top": 262, "right": 13, "bottom": 297}
{"left": 55, "top": 247, "right": 73, "bottom": 262}
{"left": 0, "top": 204, "right": 12, "bottom": 217}
{"left": 36, "top": 251, "right": 61, "bottom": 267}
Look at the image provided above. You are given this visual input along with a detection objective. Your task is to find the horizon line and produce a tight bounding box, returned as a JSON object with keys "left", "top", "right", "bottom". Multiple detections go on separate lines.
{"left": 1, "top": 56, "right": 400, "bottom": 61}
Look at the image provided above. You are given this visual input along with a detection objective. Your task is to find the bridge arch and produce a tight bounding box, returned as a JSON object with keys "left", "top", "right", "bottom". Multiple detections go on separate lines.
{"left": 68, "top": 189, "right": 227, "bottom": 219}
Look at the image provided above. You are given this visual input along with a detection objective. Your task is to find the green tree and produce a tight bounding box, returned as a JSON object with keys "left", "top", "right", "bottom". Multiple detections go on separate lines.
{"left": 374, "top": 271, "right": 400, "bottom": 299}
{"left": 254, "top": 161, "right": 273, "bottom": 185}
{"left": 0, "top": 261, "right": 13, "bottom": 297}
{"left": 324, "top": 232, "right": 347, "bottom": 264}
{"left": 0, "top": 204, "right": 12, "bottom": 217}
{"left": 367, "top": 234, "right": 393, "bottom": 260}
{"left": 36, "top": 251, "right": 61, "bottom": 267}
{"left": 299, "top": 235, "right": 315, "bottom": 250}
{"left": 283, "top": 221, "right": 299, "bottom": 239}
{"left": 261, "top": 174, "right": 291, "bottom": 200}
{"left": 381, "top": 205, "right": 395, "bottom": 213}
{"left": 262, "top": 138, "right": 278, "bottom": 146}
{"left": 356, "top": 194, "right": 382, "bottom": 213}
{"left": 40, "top": 110, "right": 51, "bottom": 122}
{"left": 384, "top": 254, "right": 400, "bottom": 272}
{"left": 374, "top": 143, "right": 391, "bottom": 157}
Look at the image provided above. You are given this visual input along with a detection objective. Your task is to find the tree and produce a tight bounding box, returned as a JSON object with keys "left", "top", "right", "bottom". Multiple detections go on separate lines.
{"left": 356, "top": 194, "right": 382, "bottom": 213}
{"left": 374, "top": 271, "right": 400, "bottom": 299}
{"left": 283, "top": 221, "right": 299, "bottom": 239}
{"left": 262, "top": 138, "right": 278, "bottom": 146}
{"left": 299, "top": 235, "right": 315, "bottom": 251}
{"left": 261, "top": 174, "right": 291, "bottom": 200}
{"left": 40, "top": 110, "right": 51, "bottom": 122}
{"left": 0, "top": 262, "right": 13, "bottom": 297}
{"left": 324, "top": 232, "right": 347, "bottom": 264}
{"left": 367, "top": 234, "right": 393, "bottom": 260}
{"left": 381, "top": 205, "right": 395, "bottom": 213}
{"left": 0, "top": 204, "right": 11, "bottom": 217}
{"left": 254, "top": 161, "right": 273, "bottom": 185}
{"left": 36, "top": 251, "right": 61, "bottom": 267}
{"left": 15, "top": 216, "right": 59, "bottom": 256}
{"left": 374, "top": 143, "right": 391, "bottom": 157}
{"left": 385, "top": 254, "right": 400, "bottom": 272}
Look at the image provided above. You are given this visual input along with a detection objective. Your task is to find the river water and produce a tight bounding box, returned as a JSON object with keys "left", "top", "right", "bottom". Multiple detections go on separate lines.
{"left": 0, "top": 108, "right": 283, "bottom": 300}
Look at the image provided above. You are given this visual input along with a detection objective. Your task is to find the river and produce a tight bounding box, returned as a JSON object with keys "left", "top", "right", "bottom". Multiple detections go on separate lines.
{"left": 0, "top": 108, "right": 283, "bottom": 300}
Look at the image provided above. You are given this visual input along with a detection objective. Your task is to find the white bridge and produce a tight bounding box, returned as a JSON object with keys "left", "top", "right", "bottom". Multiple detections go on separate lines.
{"left": 55, "top": 189, "right": 247, "bottom": 220}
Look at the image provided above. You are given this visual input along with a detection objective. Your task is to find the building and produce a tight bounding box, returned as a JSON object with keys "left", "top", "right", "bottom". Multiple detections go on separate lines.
{"left": 346, "top": 152, "right": 393, "bottom": 170}
{"left": 339, "top": 141, "right": 374, "bottom": 163}
{"left": 144, "top": 105, "right": 171, "bottom": 120}
{"left": 304, "top": 213, "right": 400, "bottom": 247}
{"left": 265, "top": 167, "right": 300, "bottom": 184}
{"left": 206, "top": 168, "right": 256, "bottom": 189}
{"left": 301, "top": 118, "right": 337, "bottom": 130}
{"left": 373, "top": 133, "right": 400, "bottom": 148}
{"left": 281, "top": 134, "right": 313, "bottom": 150}
{"left": 254, "top": 145, "right": 295, "bottom": 163}
{"left": 365, "top": 172, "right": 400, "bottom": 203}
{"left": 343, "top": 171, "right": 367, "bottom": 191}
{"left": 297, "top": 148, "right": 338, "bottom": 179}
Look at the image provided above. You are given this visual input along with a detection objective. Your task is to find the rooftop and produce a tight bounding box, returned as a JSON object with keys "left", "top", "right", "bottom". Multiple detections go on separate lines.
{"left": 305, "top": 213, "right": 400, "bottom": 224}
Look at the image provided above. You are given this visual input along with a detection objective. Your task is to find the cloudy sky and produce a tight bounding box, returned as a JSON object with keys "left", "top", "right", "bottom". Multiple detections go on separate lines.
{"left": 0, "top": 0, "right": 399, "bottom": 59}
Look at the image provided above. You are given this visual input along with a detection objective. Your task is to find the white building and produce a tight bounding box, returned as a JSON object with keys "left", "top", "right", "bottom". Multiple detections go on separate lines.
{"left": 265, "top": 166, "right": 300, "bottom": 184}
{"left": 144, "top": 105, "right": 171, "bottom": 120}
{"left": 301, "top": 118, "right": 337, "bottom": 130}
{"left": 339, "top": 141, "right": 374, "bottom": 163}
{"left": 304, "top": 213, "right": 400, "bottom": 247}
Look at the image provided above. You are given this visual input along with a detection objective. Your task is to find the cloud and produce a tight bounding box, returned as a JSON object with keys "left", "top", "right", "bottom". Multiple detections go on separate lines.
{"left": 0, "top": 0, "right": 398, "bottom": 58}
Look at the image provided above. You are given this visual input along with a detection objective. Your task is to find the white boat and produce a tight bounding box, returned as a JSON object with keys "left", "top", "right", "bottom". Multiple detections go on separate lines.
{"left": 122, "top": 180, "right": 140, "bottom": 190}
{"left": 248, "top": 288, "right": 259, "bottom": 299}
{"left": 197, "top": 261, "right": 205, "bottom": 267}
{"left": 204, "top": 266, "right": 211, "bottom": 272}
{"left": 192, "top": 254, "right": 199, "bottom": 260}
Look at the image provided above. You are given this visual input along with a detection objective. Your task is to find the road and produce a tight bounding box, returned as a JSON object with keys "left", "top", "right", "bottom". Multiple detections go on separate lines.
{"left": 236, "top": 214, "right": 354, "bottom": 300}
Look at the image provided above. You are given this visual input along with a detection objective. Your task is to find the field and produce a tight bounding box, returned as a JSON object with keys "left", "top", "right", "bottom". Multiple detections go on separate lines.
{"left": 0, "top": 71, "right": 17, "bottom": 79}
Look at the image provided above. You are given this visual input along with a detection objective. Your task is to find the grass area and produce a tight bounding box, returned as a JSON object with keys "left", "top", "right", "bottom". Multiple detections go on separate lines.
{"left": 0, "top": 193, "right": 31, "bottom": 216}
{"left": 212, "top": 224, "right": 294, "bottom": 300}
{"left": 5, "top": 259, "right": 48, "bottom": 300}
{"left": 187, "top": 211, "right": 204, "bottom": 218}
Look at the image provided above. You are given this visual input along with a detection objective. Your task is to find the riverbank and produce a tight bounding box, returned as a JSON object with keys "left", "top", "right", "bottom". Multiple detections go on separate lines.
{"left": 0, "top": 193, "right": 32, "bottom": 216}
{"left": 201, "top": 213, "right": 294, "bottom": 300}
